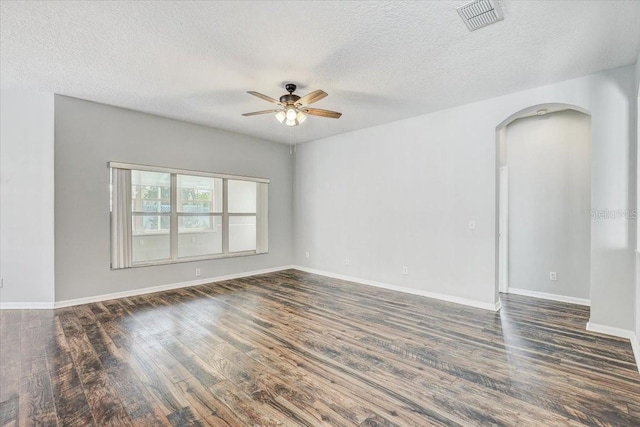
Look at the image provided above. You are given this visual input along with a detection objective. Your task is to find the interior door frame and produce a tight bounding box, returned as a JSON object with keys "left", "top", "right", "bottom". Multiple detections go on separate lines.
{"left": 498, "top": 165, "right": 509, "bottom": 294}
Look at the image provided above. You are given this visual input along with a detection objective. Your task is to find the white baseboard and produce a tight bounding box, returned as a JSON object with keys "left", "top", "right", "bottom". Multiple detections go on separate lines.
{"left": 292, "top": 265, "right": 500, "bottom": 312}
{"left": 586, "top": 320, "right": 640, "bottom": 374}
{"left": 586, "top": 320, "right": 636, "bottom": 339}
{"left": 54, "top": 265, "right": 294, "bottom": 308}
{"left": 0, "top": 301, "right": 55, "bottom": 310}
{"left": 508, "top": 287, "right": 590, "bottom": 306}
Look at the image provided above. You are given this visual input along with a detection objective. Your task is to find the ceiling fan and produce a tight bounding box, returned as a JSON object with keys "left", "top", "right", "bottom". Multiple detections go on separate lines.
{"left": 242, "top": 83, "right": 342, "bottom": 127}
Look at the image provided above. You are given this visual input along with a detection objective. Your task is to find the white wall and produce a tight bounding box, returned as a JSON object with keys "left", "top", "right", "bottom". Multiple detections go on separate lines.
{"left": 0, "top": 87, "right": 55, "bottom": 306}
{"left": 635, "top": 54, "right": 640, "bottom": 341}
{"left": 54, "top": 96, "right": 293, "bottom": 302}
{"left": 635, "top": 52, "right": 640, "bottom": 97}
{"left": 506, "top": 110, "right": 591, "bottom": 300}
{"left": 295, "top": 66, "right": 636, "bottom": 331}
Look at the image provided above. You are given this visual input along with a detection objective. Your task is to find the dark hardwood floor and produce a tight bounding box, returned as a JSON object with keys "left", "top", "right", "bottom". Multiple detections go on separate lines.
{"left": 1, "top": 269, "right": 639, "bottom": 426}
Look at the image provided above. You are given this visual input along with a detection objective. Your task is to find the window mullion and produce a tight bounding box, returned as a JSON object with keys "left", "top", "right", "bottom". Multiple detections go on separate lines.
{"left": 222, "top": 179, "right": 229, "bottom": 254}
{"left": 170, "top": 173, "right": 178, "bottom": 260}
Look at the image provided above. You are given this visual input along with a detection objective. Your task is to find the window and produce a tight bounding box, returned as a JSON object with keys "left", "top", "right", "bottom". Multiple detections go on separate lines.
{"left": 228, "top": 180, "right": 257, "bottom": 253}
{"left": 110, "top": 162, "right": 268, "bottom": 269}
{"left": 177, "top": 174, "right": 223, "bottom": 259}
{"left": 131, "top": 171, "right": 171, "bottom": 264}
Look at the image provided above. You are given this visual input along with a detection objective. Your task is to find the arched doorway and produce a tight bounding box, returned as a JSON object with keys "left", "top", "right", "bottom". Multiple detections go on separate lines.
{"left": 495, "top": 103, "right": 592, "bottom": 305}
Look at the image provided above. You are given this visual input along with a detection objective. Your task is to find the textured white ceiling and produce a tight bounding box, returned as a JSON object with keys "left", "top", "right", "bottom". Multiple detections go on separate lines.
{"left": 2, "top": 1, "right": 639, "bottom": 144}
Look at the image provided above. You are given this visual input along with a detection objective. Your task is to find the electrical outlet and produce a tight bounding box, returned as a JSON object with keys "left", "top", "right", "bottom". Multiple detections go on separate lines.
{"left": 195, "top": 268, "right": 201, "bottom": 277}
{"left": 305, "top": 251, "right": 310, "bottom": 259}
{"left": 402, "top": 266, "right": 409, "bottom": 275}
{"left": 345, "top": 259, "right": 351, "bottom": 266}
{"left": 468, "top": 220, "right": 476, "bottom": 230}
{"left": 550, "top": 271, "right": 557, "bottom": 281}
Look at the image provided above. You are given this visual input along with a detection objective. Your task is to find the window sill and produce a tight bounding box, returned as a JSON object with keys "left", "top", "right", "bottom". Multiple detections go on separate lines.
{"left": 133, "top": 230, "right": 219, "bottom": 236}
{"left": 112, "top": 250, "right": 266, "bottom": 270}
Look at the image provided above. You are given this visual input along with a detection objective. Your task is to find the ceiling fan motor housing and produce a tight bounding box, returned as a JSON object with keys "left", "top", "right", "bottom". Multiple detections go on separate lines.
{"left": 280, "top": 84, "right": 300, "bottom": 104}
{"left": 280, "top": 93, "right": 300, "bottom": 104}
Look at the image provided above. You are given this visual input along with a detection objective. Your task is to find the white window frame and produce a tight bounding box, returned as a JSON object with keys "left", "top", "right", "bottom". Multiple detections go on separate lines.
{"left": 131, "top": 178, "right": 171, "bottom": 234}
{"left": 109, "top": 162, "right": 269, "bottom": 269}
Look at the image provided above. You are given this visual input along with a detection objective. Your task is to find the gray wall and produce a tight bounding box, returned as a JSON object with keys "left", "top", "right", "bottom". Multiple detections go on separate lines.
{"left": 294, "top": 66, "right": 637, "bottom": 331}
{"left": 0, "top": 87, "right": 55, "bottom": 306}
{"left": 506, "top": 110, "right": 591, "bottom": 300}
{"left": 55, "top": 96, "right": 293, "bottom": 302}
{"left": 635, "top": 54, "right": 640, "bottom": 342}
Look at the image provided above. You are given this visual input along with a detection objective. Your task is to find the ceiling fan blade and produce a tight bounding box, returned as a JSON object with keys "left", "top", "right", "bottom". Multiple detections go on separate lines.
{"left": 242, "top": 109, "right": 282, "bottom": 116}
{"left": 296, "top": 89, "right": 328, "bottom": 106}
{"left": 247, "top": 91, "right": 283, "bottom": 105}
{"left": 301, "top": 108, "right": 342, "bottom": 119}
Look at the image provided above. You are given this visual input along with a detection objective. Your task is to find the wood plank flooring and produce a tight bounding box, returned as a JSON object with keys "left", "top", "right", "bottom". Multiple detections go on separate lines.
{"left": 1, "top": 269, "right": 639, "bottom": 426}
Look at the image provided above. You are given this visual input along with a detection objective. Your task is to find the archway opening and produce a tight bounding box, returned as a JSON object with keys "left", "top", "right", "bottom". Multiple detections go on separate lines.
{"left": 495, "top": 104, "right": 592, "bottom": 308}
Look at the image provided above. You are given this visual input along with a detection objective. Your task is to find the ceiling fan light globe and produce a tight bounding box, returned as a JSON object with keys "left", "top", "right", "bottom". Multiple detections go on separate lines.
{"left": 285, "top": 107, "right": 297, "bottom": 121}
{"left": 275, "top": 111, "right": 286, "bottom": 123}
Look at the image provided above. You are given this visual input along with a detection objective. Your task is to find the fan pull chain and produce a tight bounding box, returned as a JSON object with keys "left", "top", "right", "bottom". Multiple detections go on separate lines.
{"left": 289, "top": 126, "right": 298, "bottom": 154}
{"left": 289, "top": 127, "right": 293, "bottom": 155}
